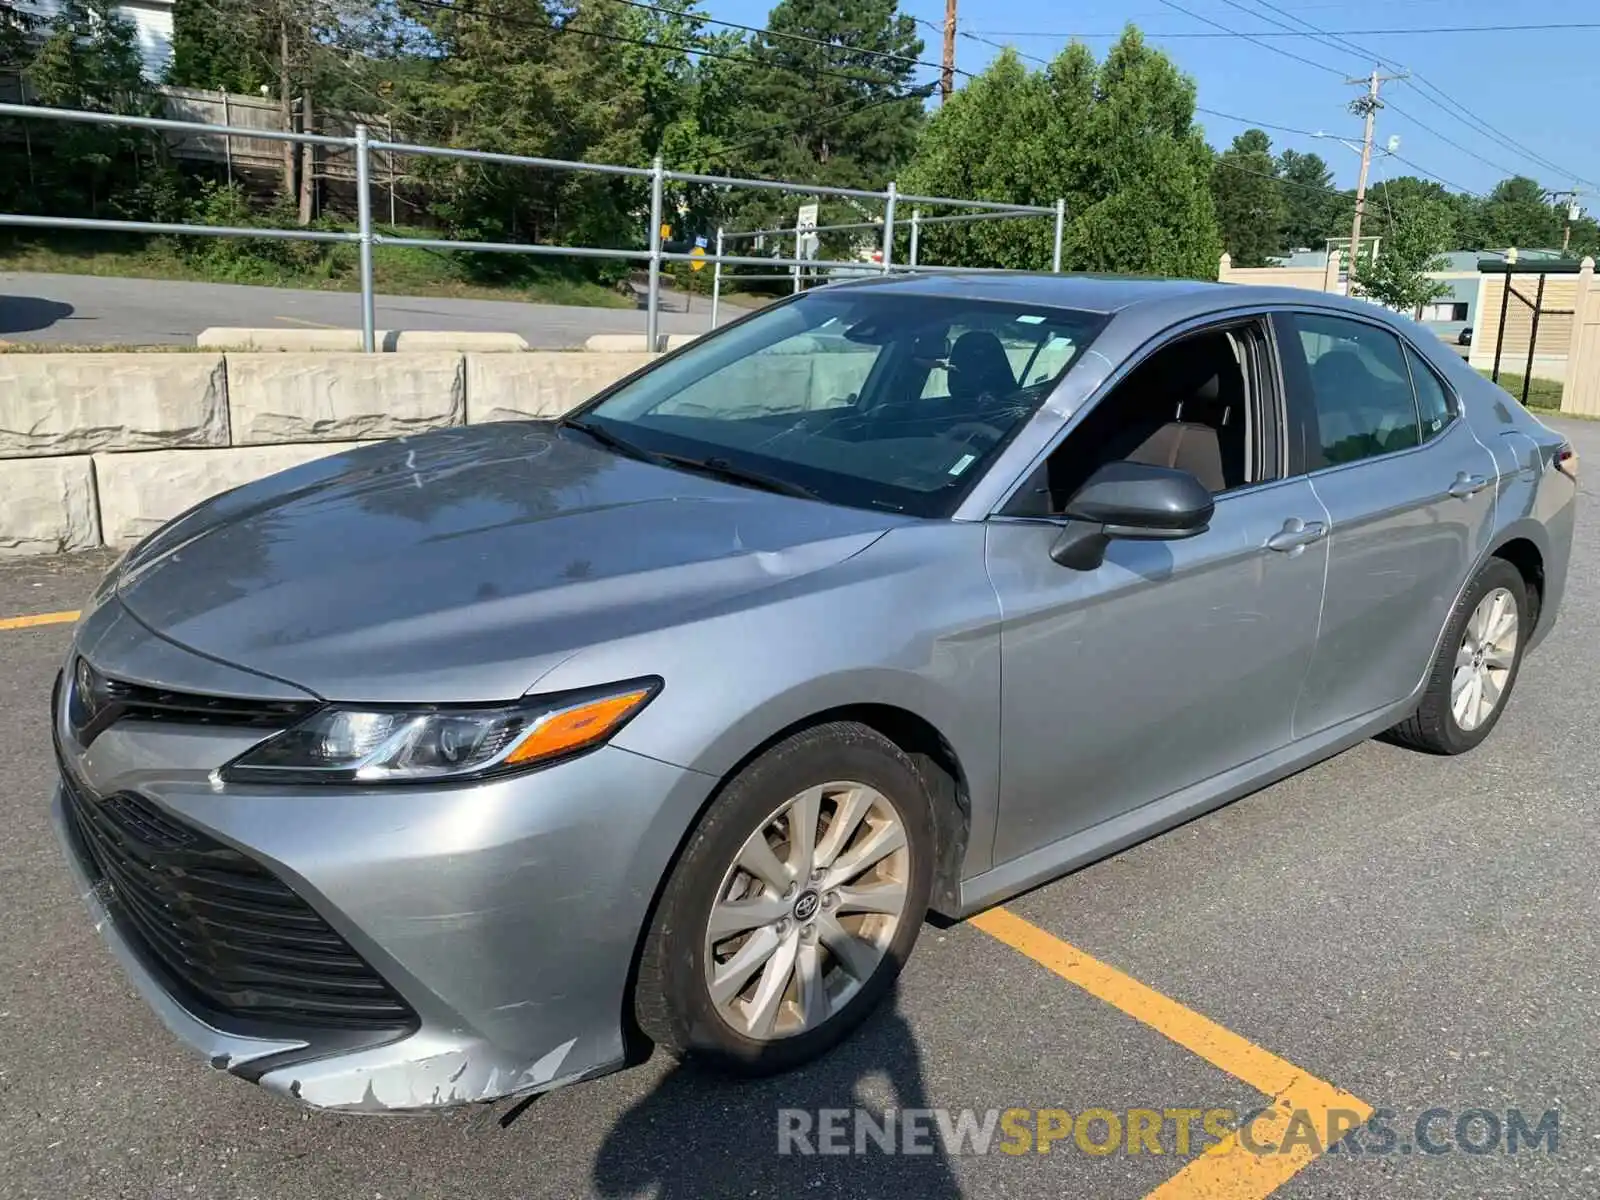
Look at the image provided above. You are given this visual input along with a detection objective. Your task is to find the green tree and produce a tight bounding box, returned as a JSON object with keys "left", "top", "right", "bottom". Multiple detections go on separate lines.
{"left": 1211, "top": 129, "right": 1285, "bottom": 266}
{"left": 1350, "top": 194, "right": 1452, "bottom": 316}
{"left": 393, "top": 0, "right": 724, "bottom": 264}
{"left": 1475, "top": 176, "right": 1562, "bottom": 249}
{"left": 723, "top": 0, "right": 925, "bottom": 248}
{"left": 23, "top": 0, "right": 171, "bottom": 217}
{"left": 1276, "top": 148, "right": 1340, "bottom": 251}
{"left": 903, "top": 31, "right": 1221, "bottom": 279}
{"left": 167, "top": 0, "right": 272, "bottom": 93}
{"left": 1360, "top": 175, "right": 1460, "bottom": 245}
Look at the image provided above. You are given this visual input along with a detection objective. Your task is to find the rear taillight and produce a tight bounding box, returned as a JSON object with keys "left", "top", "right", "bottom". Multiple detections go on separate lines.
{"left": 1555, "top": 443, "right": 1579, "bottom": 481}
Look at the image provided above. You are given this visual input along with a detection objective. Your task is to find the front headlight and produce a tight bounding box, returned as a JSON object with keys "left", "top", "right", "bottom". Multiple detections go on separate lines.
{"left": 219, "top": 679, "right": 660, "bottom": 785}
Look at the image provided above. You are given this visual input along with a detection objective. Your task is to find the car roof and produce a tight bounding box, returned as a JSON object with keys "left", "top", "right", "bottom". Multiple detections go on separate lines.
{"left": 825, "top": 270, "right": 1409, "bottom": 326}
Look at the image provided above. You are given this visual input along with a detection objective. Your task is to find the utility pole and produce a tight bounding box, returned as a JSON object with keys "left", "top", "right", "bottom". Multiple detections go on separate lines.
{"left": 1549, "top": 188, "right": 1584, "bottom": 252}
{"left": 278, "top": 14, "right": 295, "bottom": 202}
{"left": 1345, "top": 67, "right": 1406, "bottom": 286}
{"left": 941, "top": 0, "right": 957, "bottom": 103}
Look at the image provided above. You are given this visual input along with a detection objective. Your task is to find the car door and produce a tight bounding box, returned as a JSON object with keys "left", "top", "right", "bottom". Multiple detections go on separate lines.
{"left": 984, "top": 316, "right": 1330, "bottom": 866}
{"left": 1275, "top": 310, "right": 1499, "bottom": 735}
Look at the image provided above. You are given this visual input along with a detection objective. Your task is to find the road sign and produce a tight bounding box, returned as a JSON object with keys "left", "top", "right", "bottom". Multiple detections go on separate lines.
{"left": 659, "top": 222, "right": 672, "bottom": 241}
{"left": 690, "top": 245, "right": 707, "bottom": 272}
{"left": 797, "top": 202, "right": 819, "bottom": 233}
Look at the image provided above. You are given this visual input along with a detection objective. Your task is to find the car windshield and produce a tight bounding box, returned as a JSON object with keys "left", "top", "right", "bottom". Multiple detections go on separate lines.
{"left": 577, "top": 288, "right": 1107, "bottom": 517}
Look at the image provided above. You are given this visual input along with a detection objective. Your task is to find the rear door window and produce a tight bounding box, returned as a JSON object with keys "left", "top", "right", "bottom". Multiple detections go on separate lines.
{"left": 1405, "top": 345, "right": 1457, "bottom": 441}
{"left": 1282, "top": 312, "right": 1423, "bottom": 467}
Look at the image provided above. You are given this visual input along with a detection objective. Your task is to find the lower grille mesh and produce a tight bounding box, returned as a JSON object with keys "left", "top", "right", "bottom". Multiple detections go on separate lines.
{"left": 60, "top": 771, "right": 416, "bottom": 1032}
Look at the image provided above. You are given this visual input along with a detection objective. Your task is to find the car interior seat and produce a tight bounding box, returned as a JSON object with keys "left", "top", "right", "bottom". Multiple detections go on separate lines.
{"left": 1122, "top": 336, "right": 1246, "bottom": 493}
{"left": 946, "top": 330, "right": 1018, "bottom": 415}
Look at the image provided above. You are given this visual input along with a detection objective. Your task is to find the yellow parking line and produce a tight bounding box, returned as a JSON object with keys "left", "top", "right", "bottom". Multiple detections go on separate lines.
{"left": 0, "top": 610, "right": 79, "bottom": 631}
{"left": 274, "top": 315, "right": 341, "bottom": 329}
{"left": 971, "top": 907, "right": 1372, "bottom": 1200}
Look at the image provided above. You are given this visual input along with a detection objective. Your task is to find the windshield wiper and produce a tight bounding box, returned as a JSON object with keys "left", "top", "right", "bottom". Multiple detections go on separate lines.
{"left": 557, "top": 417, "right": 666, "bottom": 465}
{"left": 560, "top": 418, "right": 818, "bottom": 500}
{"left": 654, "top": 453, "right": 821, "bottom": 501}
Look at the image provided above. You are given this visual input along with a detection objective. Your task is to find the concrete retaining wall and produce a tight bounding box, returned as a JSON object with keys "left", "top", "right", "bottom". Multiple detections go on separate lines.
{"left": 227, "top": 353, "right": 467, "bottom": 444}
{"left": 465, "top": 352, "right": 658, "bottom": 423}
{"left": 0, "top": 350, "right": 649, "bottom": 557}
{"left": 0, "top": 354, "right": 230, "bottom": 458}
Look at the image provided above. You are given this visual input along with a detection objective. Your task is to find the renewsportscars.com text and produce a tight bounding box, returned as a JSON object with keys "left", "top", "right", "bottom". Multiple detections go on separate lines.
{"left": 776, "top": 1106, "right": 1560, "bottom": 1158}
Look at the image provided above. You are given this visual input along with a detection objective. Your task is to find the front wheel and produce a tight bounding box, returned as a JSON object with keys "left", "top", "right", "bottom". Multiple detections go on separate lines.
{"left": 1388, "top": 558, "right": 1528, "bottom": 754}
{"left": 634, "top": 722, "right": 935, "bottom": 1074}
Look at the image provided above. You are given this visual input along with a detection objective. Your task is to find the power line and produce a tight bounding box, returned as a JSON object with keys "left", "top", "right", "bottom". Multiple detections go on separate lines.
{"left": 1214, "top": 0, "right": 1370, "bottom": 71}
{"left": 1201, "top": 106, "right": 1477, "bottom": 196}
{"left": 1387, "top": 151, "right": 1475, "bottom": 195}
{"left": 1215, "top": 157, "right": 1354, "bottom": 204}
{"left": 589, "top": 0, "right": 969, "bottom": 80}
{"left": 1382, "top": 98, "right": 1527, "bottom": 181}
{"left": 912, "top": 25, "right": 1473, "bottom": 201}
{"left": 1233, "top": 0, "right": 1600, "bottom": 194}
{"left": 716, "top": 81, "right": 937, "bottom": 156}
{"left": 1403, "top": 77, "right": 1600, "bottom": 191}
{"left": 1143, "top": 0, "right": 1588, "bottom": 196}
{"left": 971, "top": 22, "right": 1600, "bottom": 39}
{"left": 1150, "top": 0, "right": 1345, "bottom": 76}
{"left": 1197, "top": 107, "right": 1321, "bottom": 140}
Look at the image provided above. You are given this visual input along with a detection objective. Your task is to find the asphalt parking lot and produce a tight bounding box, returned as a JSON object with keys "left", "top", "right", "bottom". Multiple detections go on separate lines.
{"left": 2, "top": 416, "right": 1596, "bottom": 1200}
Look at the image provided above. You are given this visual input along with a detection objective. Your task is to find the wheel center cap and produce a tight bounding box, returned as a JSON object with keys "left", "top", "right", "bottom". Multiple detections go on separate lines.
{"left": 792, "top": 890, "right": 820, "bottom": 922}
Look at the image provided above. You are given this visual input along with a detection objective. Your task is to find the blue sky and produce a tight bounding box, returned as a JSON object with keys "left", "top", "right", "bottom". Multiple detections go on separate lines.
{"left": 715, "top": 0, "right": 1600, "bottom": 206}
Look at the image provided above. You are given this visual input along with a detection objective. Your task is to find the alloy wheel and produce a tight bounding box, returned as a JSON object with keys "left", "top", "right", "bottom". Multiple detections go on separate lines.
{"left": 703, "top": 781, "right": 910, "bottom": 1041}
{"left": 1452, "top": 586, "right": 1519, "bottom": 733}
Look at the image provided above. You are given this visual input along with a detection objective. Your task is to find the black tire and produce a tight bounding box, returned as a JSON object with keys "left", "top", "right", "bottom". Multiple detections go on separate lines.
{"left": 634, "top": 721, "right": 935, "bottom": 1075}
{"left": 1388, "top": 557, "right": 1528, "bottom": 755}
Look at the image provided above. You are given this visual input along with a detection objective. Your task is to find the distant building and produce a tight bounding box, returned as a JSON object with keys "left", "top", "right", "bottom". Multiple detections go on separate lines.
{"left": 16, "top": 0, "right": 174, "bottom": 80}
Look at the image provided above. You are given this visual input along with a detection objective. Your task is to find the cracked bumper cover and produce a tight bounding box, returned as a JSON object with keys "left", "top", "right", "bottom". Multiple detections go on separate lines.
{"left": 53, "top": 735, "right": 719, "bottom": 1112}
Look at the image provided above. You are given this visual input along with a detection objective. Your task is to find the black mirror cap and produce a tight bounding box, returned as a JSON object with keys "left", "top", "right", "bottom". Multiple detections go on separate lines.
{"left": 1062, "top": 461, "right": 1215, "bottom": 533}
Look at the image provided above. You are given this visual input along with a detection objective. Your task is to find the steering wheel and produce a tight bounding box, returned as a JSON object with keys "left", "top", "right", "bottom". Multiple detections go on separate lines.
{"left": 941, "top": 420, "right": 1008, "bottom": 450}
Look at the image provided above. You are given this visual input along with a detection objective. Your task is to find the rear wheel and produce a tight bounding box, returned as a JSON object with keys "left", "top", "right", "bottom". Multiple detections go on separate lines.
{"left": 634, "top": 722, "right": 934, "bottom": 1074}
{"left": 1389, "top": 558, "right": 1527, "bottom": 755}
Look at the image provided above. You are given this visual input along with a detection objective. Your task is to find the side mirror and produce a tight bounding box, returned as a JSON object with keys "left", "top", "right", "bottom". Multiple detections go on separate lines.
{"left": 1049, "top": 461, "right": 1215, "bottom": 570}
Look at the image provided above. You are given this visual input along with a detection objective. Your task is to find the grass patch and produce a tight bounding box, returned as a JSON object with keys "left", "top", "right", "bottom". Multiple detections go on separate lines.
{"left": 0, "top": 230, "right": 632, "bottom": 309}
{"left": 1478, "top": 369, "right": 1564, "bottom": 411}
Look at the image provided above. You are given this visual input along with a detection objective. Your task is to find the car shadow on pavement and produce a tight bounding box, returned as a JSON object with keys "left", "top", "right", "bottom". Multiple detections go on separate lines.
{"left": 0, "top": 294, "right": 75, "bottom": 336}
{"left": 591, "top": 988, "right": 961, "bottom": 1199}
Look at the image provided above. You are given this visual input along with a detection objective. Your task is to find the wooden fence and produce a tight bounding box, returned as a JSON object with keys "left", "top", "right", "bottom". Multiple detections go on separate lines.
{"left": 1561, "top": 259, "right": 1600, "bottom": 416}
{"left": 1, "top": 78, "right": 411, "bottom": 219}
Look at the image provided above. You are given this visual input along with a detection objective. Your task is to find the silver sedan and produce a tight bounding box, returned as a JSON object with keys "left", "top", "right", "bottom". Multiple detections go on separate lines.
{"left": 50, "top": 274, "right": 1577, "bottom": 1112}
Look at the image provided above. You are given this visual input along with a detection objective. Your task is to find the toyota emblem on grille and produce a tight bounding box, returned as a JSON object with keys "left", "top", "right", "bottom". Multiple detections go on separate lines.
{"left": 75, "top": 658, "right": 98, "bottom": 712}
{"left": 68, "top": 657, "right": 119, "bottom": 746}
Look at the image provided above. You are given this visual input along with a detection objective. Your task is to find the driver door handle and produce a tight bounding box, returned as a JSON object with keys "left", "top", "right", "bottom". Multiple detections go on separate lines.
{"left": 1448, "top": 472, "right": 1490, "bottom": 499}
{"left": 1266, "top": 518, "right": 1327, "bottom": 553}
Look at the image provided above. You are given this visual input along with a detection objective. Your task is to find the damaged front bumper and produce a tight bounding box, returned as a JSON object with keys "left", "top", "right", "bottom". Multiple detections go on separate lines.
{"left": 52, "top": 710, "right": 719, "bottom": 1112}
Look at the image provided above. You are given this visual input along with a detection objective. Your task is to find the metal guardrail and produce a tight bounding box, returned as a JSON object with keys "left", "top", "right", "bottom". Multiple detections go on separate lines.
{"left": 0, "top": 102, "right": 1067, "bottom": 353}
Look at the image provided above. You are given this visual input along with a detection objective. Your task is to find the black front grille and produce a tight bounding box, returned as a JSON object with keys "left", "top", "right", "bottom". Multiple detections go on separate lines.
{"left": 60, "top": 772, "right": 416, "bottom": 1033}
{"left": 68, "top": 657, "right": 319, "bottom": 748}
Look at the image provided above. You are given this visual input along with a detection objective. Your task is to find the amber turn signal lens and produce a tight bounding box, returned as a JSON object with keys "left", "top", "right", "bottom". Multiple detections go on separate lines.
{"left": 504, "top": 688, "right": 655, "bottom": 766}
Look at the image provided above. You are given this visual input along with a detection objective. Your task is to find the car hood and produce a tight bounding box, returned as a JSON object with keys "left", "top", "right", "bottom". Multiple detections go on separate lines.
{"left": 114, "top": 423, "right": 905, "bottom": 702}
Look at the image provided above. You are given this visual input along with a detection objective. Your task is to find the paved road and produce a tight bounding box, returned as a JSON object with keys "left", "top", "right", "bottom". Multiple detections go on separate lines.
{"left": 0, "top": 272, "right": 718, "bottom": 348}
{"left": 1, "top": 418, "right": 1595, "bottom": 1199}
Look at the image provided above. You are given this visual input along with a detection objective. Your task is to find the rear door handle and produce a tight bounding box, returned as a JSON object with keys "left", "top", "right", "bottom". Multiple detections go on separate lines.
{"left": 1448, "top": 472, "right": 1490, "bottom": 499}
{"left": 1266, "top": 518, "right": 1327, "bottom": 553}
